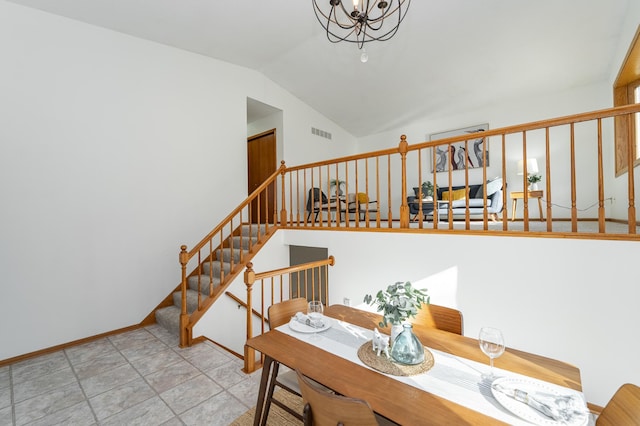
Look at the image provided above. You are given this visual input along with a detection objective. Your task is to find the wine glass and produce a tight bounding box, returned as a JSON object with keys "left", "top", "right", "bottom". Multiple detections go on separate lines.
{"left": 478, "top": 327, "right": 505, "bottom": 380}
{"left": 307, "top": 300, "right": 324, "bottom": 339}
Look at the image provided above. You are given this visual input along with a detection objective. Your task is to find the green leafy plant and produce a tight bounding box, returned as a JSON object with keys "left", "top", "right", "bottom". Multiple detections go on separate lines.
{"left": 527, "top": 174, "right": 542, "bottom": 184}
{"left": 330, "top": 178, "right": 346, "bottom": 189}
{"left": 364, "top": 281, "right": 430, "bottom": 328}
{"left": 414, "top": 181, "right": 438, "bottom": 197}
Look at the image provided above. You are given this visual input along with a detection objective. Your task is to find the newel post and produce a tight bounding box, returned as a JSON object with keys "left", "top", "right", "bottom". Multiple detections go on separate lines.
{"left": 279, "top": 160, "right": 288, "bottom": 226}
{"left": 179, "top": 245, "right": 191, "bottom": 348}
{"left": 243, "top": 262, "right": 256, "bottom": 373}
{"left": 399, "top": 135, "right": 410, "bottom": 228}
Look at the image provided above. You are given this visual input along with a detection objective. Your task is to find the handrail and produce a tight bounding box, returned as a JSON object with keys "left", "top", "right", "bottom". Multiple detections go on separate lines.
{"left": 186, "top": 164, "right": 285, "bottom": 258}
{"left": 243, "top": 256, "right": 335, "bottom": 373}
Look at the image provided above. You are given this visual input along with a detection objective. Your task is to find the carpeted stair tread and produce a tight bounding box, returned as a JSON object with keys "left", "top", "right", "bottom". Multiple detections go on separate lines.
{"left": 187, "top": 275, "right": 221, "bottom": 295}
{"left": 155, "top": 305, "right": 181, "bottom": 334}
{"left": 231, "top": 236, "right": 258, "bottom": 250}
{"left": 215, "top": 247, "right": 249, "bottom": 263}
{"left": 199, "top": 260, "right": 232, "bottom": 277}
{"left": 173, "top": 289, "right": 201, "bottom": 314}
{"left": 240, "top": 224, "right": 267, "bottom": 238}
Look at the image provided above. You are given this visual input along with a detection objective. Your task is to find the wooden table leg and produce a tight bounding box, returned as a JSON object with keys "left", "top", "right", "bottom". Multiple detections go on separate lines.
{"left": 511, "top": 199, "right": 517, "bottom": 221}
{"left": 537, "top": 197, "right": 544, "bottom": 221}
{"left": 253, "top": 355, "right": 276, "bottom": 426}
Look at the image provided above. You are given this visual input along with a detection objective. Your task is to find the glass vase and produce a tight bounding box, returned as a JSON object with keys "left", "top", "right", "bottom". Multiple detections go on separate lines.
{"left": 390, "top": 324, "right": 425, "bottom": 365}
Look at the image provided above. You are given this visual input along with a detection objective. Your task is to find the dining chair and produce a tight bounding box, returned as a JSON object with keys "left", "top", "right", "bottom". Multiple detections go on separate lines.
{"left": 296, "top": 370, "right": 380, "bottom": 426}
{"left": 412, "top": 303, "right": 464, "bottom": 335}
{"left": 261, "top": 298, "right": 310, "bottom": 422}
{"left": 306, "top": 187, "right": 338, "bottom": 221}
{"left": 595, "top": 383, "right": 640, "bottom": 425}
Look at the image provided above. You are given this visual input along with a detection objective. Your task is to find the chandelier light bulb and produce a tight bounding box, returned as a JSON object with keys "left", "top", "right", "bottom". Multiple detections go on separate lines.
{"left": 360, "top": 49, "right": 369, "bottom": 63}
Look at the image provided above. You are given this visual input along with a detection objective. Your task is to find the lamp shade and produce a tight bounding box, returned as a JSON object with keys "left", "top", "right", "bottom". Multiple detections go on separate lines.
{"left": 517, "top": 158, "right": 539, "bottom": 175}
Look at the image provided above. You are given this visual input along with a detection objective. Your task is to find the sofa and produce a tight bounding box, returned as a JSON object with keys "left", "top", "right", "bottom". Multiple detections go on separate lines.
{"left": 407, "top": 177, "right": 504, "bottom": 221}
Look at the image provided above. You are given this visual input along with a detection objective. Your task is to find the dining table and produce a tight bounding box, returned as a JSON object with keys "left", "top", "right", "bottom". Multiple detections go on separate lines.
{"left": 246, "top": 304, "right": 587, "bottom": 425}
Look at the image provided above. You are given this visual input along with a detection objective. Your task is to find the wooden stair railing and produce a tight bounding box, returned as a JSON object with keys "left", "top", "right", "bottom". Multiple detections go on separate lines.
{"left": 242, "top": 256, "right": 335, "bottom": 373}
{"left": 173, "top": 104, "right": 640, "bottom": 349}
{"left": 176, "top": 163, "right": 286, "bottom": 347}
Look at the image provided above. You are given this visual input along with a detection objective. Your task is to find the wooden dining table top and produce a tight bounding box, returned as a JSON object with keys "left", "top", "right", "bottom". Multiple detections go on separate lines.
{"left": 246, "top": 304, "right": 583, "bottom": 425}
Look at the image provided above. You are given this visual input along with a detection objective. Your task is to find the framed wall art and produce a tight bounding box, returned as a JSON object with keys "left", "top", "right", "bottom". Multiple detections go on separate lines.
{"left": 429, "top": 124, "right": 489, "bottom": 172}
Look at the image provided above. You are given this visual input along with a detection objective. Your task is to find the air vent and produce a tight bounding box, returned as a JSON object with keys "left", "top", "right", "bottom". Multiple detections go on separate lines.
{"left": 311, "top": 127, "right": 332, "bottom": 140}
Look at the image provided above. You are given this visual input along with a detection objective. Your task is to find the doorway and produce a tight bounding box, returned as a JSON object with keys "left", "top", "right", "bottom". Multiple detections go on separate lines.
{"left": 289, "top": 245, "right": 329, "bottom": 305}
{"left": 247, "top": 129, "right": 276, "bottom": 223}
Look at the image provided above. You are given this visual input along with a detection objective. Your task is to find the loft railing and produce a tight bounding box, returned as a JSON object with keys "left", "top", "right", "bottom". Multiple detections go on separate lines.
{"left": 177, "top": 104, "right": 640, "bottom": 347}
{"left": 242, "top": 257, "right": 335, "bottom": 373}
{"left": 278, "top": 104, "right": 640, "bottom": 237}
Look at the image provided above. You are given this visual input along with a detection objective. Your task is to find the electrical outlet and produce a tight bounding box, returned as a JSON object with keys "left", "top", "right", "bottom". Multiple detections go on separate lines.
{"left": 343, "top": 297, "right": 350, "bottom": 306}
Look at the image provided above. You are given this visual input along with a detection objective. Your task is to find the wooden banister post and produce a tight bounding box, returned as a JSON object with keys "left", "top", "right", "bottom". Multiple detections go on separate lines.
{"left": 243, "top": 262, "right": 256, "bottom": 373}
{"left": 399, "top": 135, "right": 410, "bottom": 228}
{"left": 279, "top": 160, "right": 288, "bottom": 226}
{"left": 179, "top": 245, "right": 190, "bottom": 348}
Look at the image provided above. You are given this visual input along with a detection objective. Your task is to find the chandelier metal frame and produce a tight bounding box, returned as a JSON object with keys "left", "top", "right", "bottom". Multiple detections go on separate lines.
{"left": 312, "top": 0, "right": 411, "bottom": 49}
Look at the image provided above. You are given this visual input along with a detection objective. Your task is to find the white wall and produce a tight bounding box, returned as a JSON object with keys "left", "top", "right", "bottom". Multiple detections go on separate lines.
{"left": 278, "top": 229, "right": 639, "bottom": 407}
{"left": 0, "top": 1, "right": 356, "bottom": 361}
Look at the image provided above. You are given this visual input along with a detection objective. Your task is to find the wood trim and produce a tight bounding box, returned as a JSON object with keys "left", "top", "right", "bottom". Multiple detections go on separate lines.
{"left": 614, "top": 25, "right": 640, "bottom": 176}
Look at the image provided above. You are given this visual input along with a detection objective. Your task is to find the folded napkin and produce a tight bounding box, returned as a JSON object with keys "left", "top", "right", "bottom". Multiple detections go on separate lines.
{"left": 492, "top": 382, "right": 588, "bottom": 422}
{"left": 294, "top": 312, "right": 324, "bottom": 328}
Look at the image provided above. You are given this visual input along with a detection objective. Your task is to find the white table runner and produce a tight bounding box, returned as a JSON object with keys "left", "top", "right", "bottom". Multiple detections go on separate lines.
{"left": 277, "top": 317, "right": 589, "bottom": 426}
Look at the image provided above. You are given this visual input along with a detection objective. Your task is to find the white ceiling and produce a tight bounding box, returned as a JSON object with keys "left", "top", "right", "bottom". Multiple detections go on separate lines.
{"left": 7, "top": 0, "right": 631, "bottom": 137}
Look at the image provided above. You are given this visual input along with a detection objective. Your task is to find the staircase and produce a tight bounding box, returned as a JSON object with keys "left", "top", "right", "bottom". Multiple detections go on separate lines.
{"left": 154, "top": 223, "right": 269, "bottom": 336}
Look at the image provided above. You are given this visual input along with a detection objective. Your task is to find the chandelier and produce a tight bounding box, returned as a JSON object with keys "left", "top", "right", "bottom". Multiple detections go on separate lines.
{"left": 312, "top": 0, "right": 411, "bottom": 51}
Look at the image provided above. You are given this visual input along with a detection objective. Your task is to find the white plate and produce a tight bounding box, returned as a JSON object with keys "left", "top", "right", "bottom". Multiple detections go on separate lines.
{"left": 491, "top": 377, "right": 589, "bottom": 426}
{"left": 288, "top": 317, "right": 332, "bottom": 333}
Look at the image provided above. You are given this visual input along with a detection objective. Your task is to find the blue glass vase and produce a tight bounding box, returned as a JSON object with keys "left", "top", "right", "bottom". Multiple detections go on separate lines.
{"left": 390, "top": 324, "right": 425, "bottom": 365}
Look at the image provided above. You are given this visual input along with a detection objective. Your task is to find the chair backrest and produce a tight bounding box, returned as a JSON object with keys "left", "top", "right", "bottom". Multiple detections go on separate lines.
{"left": 413, "top": 303, "right": 464, "bottom": 335}
{"left": 296, "top": 370, "right": 379, "bottom": 426}
{"left": 596, "top": 383, "right": 640, "bottom": 426}
{"left": 306, "top": 188, "right": 328, "bottom": 211}
{"left": 268, "top": 298, "right": 309, "bottom": 329}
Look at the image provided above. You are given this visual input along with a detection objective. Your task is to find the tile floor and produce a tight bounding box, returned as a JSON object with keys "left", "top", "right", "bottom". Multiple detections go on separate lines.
{"left": 0, "top": 325, "right": 263, "bottom": 425}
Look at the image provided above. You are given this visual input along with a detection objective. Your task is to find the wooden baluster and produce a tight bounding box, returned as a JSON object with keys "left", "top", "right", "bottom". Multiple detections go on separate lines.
{"left": 597, "top": 119, "right": 606, "bottom": 233}
{"left": 210, "top": 239, "right": 216, "bottom": 297}
{"left": 345, "top": 161, "right": 350, "bottom": 228}
{"left": 399, "top": 135, "right": 409, "bottom": 228}
{"left": 447, "top": 144, "right": 454, "bottom": 229}
{"left": 570, "top": 124, "right": 577, "bottom": 232}
{"left": 179, "top": 245, "right": 189, "bottom": 348}
{"left": 243, "top": 262, "right": 255, "bottom": 373}
{"left": 355, "top": 159, "right": 360, "bottom": 228}
{"left": 522, "top": 132, "right": 530, "bottom": 231}
{"left": 627, "top": 112, "right": 637, "bottom": 233}
{"left": 433, "top": 146, "right": 439, "bottom": 230}
{"left": 501, "top": 134, "right": 508, "bottom": 228}
{"left": 545, "top": 128, "right": 552, "bottom": 232}
{"left": 375, "top": 156, "right": 381, "bottom": 227}
{"left": 417, "top": 148, "right": 424, "bottom": 229}
{"left": 464, "top": 139, "right": 470, "bottom": 230}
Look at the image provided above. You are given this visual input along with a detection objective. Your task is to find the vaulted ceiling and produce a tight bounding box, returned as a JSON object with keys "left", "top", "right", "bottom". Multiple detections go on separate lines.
{"left": 7, "top": 0, "right": 631, "bottom": 137}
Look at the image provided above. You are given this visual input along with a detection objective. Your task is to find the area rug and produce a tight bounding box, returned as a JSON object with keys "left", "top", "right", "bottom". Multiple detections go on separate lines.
{"left": 230, "top": 390, "right": 303, "bottom": 426}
